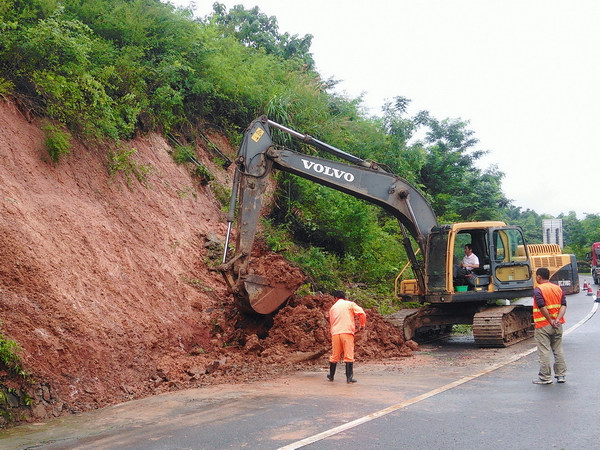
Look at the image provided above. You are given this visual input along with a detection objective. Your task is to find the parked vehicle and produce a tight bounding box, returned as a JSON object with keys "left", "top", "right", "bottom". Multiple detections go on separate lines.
{"left": 587, "top": 242, "right": 600, "bottom": 285}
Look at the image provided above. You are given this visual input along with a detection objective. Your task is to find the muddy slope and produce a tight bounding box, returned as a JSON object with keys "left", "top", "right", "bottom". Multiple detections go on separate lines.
{"left": 0, "top": 101, "right": 412, "bottom": 424}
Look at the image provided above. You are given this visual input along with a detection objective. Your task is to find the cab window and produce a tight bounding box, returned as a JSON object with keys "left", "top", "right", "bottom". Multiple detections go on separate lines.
{"left": 493, "top": 229, "right": 527, "bottom": 262}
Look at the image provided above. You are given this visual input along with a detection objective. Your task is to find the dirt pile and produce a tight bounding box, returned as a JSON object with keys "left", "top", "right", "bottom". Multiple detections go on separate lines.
{"left": 264, "top": 294, "right": 414, "bottom": 360}
{"left": 0, "top": 100, "right": 414, "bottom": 425}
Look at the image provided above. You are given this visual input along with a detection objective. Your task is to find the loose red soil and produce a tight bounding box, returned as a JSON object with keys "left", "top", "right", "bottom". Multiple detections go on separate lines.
{"left": 0, "top": 100, "right": 414, "bottom": 424}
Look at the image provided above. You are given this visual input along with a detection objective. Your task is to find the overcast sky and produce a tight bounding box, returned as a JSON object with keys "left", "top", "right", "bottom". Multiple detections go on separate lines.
{"left": 177, "top": 0, "right": 599, "bottom": 219}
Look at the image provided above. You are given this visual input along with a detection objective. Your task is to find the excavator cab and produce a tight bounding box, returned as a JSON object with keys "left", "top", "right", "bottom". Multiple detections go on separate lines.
{"left": 419, "top": 222, "right": 533, "bottom": 302}
{"left": 454, "top": 223, "right": 532, "bottom": 297}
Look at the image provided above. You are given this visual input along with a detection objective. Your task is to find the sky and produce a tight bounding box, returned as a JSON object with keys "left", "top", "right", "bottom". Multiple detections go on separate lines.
{"left": 174, "top": 0, "right": 599, "bottom": 219}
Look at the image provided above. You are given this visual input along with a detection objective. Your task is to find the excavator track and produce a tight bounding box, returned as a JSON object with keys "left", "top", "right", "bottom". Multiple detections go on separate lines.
{"left": 385, "top": 306, "right": 477, "bottom": 342}
{"left": 386, "top": 304, "right": 533, "bottom": 348}
{"left": 472, "top": 305, "right": 533, "bottom": 348}
{"left": 385, "top": 309, "right": 422, "bottom": 341}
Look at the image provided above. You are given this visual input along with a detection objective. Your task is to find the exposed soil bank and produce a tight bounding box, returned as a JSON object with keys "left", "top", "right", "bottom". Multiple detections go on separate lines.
{"left": 0, "top": 100, "right": 413, "bottom": 426}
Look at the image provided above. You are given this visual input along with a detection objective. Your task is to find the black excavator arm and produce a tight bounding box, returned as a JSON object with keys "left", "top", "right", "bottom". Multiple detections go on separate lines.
{"left": 219, "top": 116, "right": 438, "bottom": 314}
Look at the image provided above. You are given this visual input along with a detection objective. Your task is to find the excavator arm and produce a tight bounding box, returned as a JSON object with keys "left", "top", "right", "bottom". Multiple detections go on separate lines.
{"left": 219, "top": 116, "right": 438, "bottom": 314}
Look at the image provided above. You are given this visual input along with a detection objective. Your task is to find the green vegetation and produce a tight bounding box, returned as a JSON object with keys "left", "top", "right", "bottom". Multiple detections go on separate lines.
{"left": 0, "top": 329, "right": 31, "bottom": 423}
{"left": 171, "top": 144, "right": 197, "bottom": 165}
{"left": 0, "top": 331, "right": 26, "bottom": 378}
{"left": 211, "top": 182, "right": 231, "bottom": 209}
{"left": 107, "top": 146, "right": 152, "bottom": 187}
{"left": 1, "top": 1, "right": 598, "bottom": 305}
{"left": 42, "top": 121, "right": 72, "bottom": 162}
{"left": 171, "top": 144, "right": 214, "bottom": 185}
{"left": 452, "top": 325, "right": 473, "bottom": 335}
{"left": 0, "top": 76, "right": 14, "bottom": 98}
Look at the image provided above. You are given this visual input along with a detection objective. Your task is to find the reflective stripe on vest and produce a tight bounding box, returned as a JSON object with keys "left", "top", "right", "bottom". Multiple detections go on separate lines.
{"left": 533, "top": 282, "right": 565, "bottom": 328}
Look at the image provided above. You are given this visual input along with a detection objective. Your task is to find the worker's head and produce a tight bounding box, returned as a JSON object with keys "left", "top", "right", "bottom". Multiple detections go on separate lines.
{"left": 332, "top": 290, "right": 346, "bottom": 300}
{"left": 464, "top": 244, "right": 473, "bottom": 255}
{"left": 536, "top": 267, "right": 550, "bottom": 281}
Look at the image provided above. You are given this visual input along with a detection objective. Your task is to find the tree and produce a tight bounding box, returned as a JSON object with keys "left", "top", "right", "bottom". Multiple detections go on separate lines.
{"left": 378, "top": 96, "right": 429, "bottom": 182}
{"left": 208, "top": 3, "right": 315, "bottom": 69}
{"left": 503, "top": 206, "right": 543, "bottom": 244}
{"left": 580, "top": 214, "right": 600, "bottom": 249}
{"left": 418, "top": 117, "right": 508, "bottom": 221}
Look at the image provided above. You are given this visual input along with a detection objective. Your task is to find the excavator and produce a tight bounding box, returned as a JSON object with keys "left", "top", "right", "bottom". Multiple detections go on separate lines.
{"left": 219, "top": 116, "right": 535, "bottom": 347}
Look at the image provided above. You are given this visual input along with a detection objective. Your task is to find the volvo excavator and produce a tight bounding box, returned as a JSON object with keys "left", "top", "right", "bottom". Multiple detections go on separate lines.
{"left": 219, "top": 116, "right": 534, "bottom": 347}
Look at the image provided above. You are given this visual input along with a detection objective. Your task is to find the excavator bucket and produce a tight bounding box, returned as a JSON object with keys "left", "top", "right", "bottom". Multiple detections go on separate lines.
{"left": 236, "top": 274, "right": 295, "bottom": 315}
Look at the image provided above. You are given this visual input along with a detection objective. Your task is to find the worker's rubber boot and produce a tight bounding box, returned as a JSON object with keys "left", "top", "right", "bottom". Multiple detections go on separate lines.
{"left": 346, "top": 362, "right": 357, "bottom": 383}
{"left": 327, "top": 362, "right": 336, "bottom": 381}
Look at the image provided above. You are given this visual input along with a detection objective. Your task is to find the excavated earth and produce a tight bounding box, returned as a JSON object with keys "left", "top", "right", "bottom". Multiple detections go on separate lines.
{"left": 0, "top": 100, "right": 416, "bottom": 426}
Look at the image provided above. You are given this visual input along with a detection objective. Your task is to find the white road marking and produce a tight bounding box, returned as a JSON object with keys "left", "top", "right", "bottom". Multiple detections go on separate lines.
{"left": 278, "top": 301, "right": 598, "bottom": 450}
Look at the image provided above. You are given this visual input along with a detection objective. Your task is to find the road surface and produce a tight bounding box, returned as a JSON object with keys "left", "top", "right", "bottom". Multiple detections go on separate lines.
{"left": 2, "top": 276, "right": 598, "bottom": 449}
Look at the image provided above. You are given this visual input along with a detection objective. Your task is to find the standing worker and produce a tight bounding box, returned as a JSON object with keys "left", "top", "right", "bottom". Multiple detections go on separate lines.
{"left": 532, "top": 267, "right": 567, "bottom": 384}
{"left": 327, "top": 290, "right": 366, "bottom": 383}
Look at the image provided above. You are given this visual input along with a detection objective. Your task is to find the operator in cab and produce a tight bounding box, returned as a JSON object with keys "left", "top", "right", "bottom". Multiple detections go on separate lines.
{"left": 461, "top": 244, "right": 480, "bottom": 272}
{"left": 454, "top": 244, "right": 480, "bottom": 286}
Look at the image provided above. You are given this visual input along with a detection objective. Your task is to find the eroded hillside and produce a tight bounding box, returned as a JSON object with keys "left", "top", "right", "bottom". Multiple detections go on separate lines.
{"left": 0, "top": 101, "right": 412, "bottom": 425}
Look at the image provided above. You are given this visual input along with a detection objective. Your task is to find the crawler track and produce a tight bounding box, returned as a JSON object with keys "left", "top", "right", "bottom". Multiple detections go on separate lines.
{"left": 472, "top": 305, "right": 533, "bottom": 347}
{"left": 386, "top": 304, "right": 533, "bottom": 348}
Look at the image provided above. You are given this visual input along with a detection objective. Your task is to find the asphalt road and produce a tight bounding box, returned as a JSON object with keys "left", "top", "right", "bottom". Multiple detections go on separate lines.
{"left": 2, "top": 276, "right": 598, "bottom": 450}
{"left": 304, "top": 278, "right": 600, "bottom": 450}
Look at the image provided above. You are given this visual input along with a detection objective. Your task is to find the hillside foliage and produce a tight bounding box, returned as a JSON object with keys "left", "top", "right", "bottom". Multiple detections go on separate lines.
{"left": 1, "top": 0, "right": 597, "bottom": 300}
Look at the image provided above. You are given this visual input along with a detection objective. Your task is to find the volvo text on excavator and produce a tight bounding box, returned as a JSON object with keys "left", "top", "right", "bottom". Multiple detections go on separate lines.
{"left": 219, "top": 116, "right": 535, "bottom": 347}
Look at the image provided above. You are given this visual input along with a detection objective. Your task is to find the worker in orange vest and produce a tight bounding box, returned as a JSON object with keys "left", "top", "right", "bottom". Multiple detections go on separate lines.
{"left": 327, "top": 290, "right": 366, "bottom": 383}
{"left": 532, "top": 267, "right": 567, "bottom": 385}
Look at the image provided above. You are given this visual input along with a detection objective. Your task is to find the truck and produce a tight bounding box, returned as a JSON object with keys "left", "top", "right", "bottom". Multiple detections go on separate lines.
{"left": 528, "top": 244, "right": 580, "bottom": 294}
{"left": 587, "top": 242, "right": 600, "bottom": 285}
{"left": 219, "top": 116, "right": 535, "bottom": 347}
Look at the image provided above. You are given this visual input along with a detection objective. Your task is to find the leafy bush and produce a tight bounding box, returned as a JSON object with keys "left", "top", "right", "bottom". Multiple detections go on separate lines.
{"left": 192, "top": 164, "right": 214, "bottom": 185}
{"left": 211, "top": 182, "right": 231, "bottom": 209}
{"left": 171, "top": 144, "right": 196, "bottom": 164}
{"left": 42, "top": 121, "right": 71, "bottom": 163}
{"left": 0, "top": 330, "right": 27, "bottom": 379}
{"left": 288, "top": 246, "right": 343, "bottom": 293}
{"left": 0, "top": 77, "right": 14, "bottom": 98}
{"left": 170, "top": 144, "right": 214, "bottom": 185}
{"left": 0, "top": 329, "right": 35, "bottom": 424}
{"left": 13, "top": 12, "right": 126, "bottom": 139}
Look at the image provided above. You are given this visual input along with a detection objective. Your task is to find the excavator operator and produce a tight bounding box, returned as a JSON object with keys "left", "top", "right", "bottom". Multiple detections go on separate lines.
{"left": 454, "top": 244, "right": 480, "bottom": 286}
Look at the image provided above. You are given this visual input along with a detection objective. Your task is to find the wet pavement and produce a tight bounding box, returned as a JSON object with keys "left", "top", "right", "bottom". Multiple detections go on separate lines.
{"left": 2, "top": 276, "right": 598, "bottom": 450}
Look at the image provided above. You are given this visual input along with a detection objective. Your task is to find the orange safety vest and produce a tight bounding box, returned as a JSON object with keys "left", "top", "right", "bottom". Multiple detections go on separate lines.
{"left": 533, "top": 282, "right": 565, "bottom": 329}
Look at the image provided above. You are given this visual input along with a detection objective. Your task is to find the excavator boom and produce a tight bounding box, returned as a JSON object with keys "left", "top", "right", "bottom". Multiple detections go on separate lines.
{"left": 219, "top": 116, "right": 437, "bottom": 314}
